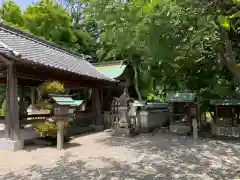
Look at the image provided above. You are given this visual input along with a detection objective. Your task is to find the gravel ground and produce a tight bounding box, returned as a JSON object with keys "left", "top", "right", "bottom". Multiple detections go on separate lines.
{"left": 0, "top": 131, "right": 240, "bottom": 180}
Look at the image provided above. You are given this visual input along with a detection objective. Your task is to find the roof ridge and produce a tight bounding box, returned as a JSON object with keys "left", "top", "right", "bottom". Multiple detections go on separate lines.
{"left": 93, "top": 60, "right": 124, "bottom": 66}
{"left": 0, "top": 23, "right": 90, "bottom": 60}
{"left": 84, "top": 60, "right": 116, "bottom": 81}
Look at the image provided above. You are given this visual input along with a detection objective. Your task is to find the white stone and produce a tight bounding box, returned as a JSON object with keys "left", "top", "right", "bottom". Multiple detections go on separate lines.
{"left": 0, "top": 138, "right": 23, "bottom": 151}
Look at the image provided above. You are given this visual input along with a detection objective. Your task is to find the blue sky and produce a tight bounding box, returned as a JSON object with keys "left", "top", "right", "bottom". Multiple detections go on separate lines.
{"left": 0, "top": 0, "right": 36, "bottom": 10}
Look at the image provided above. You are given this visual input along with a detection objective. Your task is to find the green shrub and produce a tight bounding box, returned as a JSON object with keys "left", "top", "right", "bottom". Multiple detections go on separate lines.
{"left": 34, "top": 121, "right": 69, "bottom": 138}
{"left": 0, "top": 99, "right": 6, "bottom": 116}
{"left": 34, "top": 122, "right": 57, "bottom": 137}
{"left": 39, "top": 81, "right": 65, "bottom": 95}
{"left": 35, "top": 100, "right": 53, "bottom": 110}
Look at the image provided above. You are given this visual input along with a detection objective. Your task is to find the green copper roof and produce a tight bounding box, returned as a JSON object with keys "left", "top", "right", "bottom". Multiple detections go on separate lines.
{"left": 210, "top": 99, "right": 240, "bottom": 105}
{"left": 51, "top": 95, "right": 84, "bottom": 107}
{"left": 165, "top": 92, "right": 196, "bottom": 102}
{"left": 94, "top": 61, "right": 127, "bottom": 79}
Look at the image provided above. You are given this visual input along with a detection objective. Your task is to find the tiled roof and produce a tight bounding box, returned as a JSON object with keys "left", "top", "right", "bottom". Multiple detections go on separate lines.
{"left": 0, "top": 23, "right": 115, "bottom": 82}
{"left": 210, "top": 99, "right": 240, "bottom": 106}
{"left": 93, "top": 61, "right": 127, "bottom": 79}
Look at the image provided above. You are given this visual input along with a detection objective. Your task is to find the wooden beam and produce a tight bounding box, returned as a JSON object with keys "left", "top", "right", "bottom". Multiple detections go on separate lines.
{"left": 0, "top": 55, "right": 13, "bottom": 65}
{"left": 0, "top": 77, "right": 43, "bottom": 87}
{"left": 15, "top": 63, "right": 116, "bottom": 88}
{"left": 92, "top": 88, "right": 102, "bottom": 125}
{"left": 31, "top": 87, "right": 35, "bottom": 105}
{"left": 5, "top": 64, "right": 21, "bottom": 142}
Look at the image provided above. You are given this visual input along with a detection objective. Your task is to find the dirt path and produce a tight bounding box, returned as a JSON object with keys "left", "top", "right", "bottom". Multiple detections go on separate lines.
{"left": 0, "top": 131, "right": 240, "bottom": 180}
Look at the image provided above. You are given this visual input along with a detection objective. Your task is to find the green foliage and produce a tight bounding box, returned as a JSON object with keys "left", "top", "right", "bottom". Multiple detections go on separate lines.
{"left": 1, "top": 0, "right": 240, "bottom": 113}
{"left": 23, "top": 0, "right": 76, "bottom": 45}
{"left": 0, "top": 99, "right": 6, "bottom": 116}
{"left": 35, "top": 100, "right": 53, "bottom": 110}
{"left": 39, "top": 81, "right": 65, "bottom": 95}
{"left": 34, "top": 121, "right": 69, "bottom": 138}
{"left": 34, "top": 122, "right": 57, "bottom": 137}
{"left": 0, "top": 0, "right": 24, "bottom": 26}
{"left": 0, "top": 0, "right": 98, "bottom": 58}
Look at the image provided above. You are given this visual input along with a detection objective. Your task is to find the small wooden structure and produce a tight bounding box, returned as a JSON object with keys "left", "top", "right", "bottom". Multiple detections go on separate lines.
{"left": 210, "top": 99, "right": 240, "bottom": 137}
{"left": 50, "top": 95, "right": 78, "bottom": 150}
{"left": 93, "top": 61, "right": 138, "bottom": 128}
{"left": 93, "top": 61, "right": 137, "bottom": 112}
{"left": 0, "top": 24, "right": 116, "bottom": 151}
{"left": 165, "top": 92, "right": 199, "bottom": 135}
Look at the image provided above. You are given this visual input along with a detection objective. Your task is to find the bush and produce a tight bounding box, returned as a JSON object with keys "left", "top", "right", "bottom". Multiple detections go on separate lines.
{"left": 0, "top": 99, "right": 6, "bottom": 116}
{"left": 35, "top": 100, "right": 53, "bottom": 110}
{"left": 39, "top": 81, "right": 65, "bottom": 95}
{"left": 34, "top": 121, "right": 69, "bottom": 138}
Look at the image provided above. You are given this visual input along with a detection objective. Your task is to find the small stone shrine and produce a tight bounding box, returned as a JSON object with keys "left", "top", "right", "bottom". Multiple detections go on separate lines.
{"left": 49, "top": 94, "right": 77, "bottom": 149}
{"left": 118, "top": 88, "right": 130, "bottom": 128}
{"left": 165, "top": 91, "right": 199, "bottom": 138}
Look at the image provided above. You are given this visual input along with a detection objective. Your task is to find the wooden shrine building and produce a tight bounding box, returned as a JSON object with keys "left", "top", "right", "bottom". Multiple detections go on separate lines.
{"left": 93, "top": 61, "right": 136, "bottom": 112}
{"left": 210, "top": 99, "right": 240, "bottom": 137}
{"left": 165, "top": 92, "right": 200, "bottom": 134}
{"left": 0, "top": 23, "right": 116, "bottom": 151}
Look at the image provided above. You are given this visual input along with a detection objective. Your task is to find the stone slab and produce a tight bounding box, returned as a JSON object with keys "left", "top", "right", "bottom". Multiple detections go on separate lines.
{"left": 113, "top": 128, "right": 129, "bottom": 136}
{"left": 0, "top": 138, "right": 23, "bottom": 151}
{"left": 170, "top": 124, "right": 191, "bottom": 134}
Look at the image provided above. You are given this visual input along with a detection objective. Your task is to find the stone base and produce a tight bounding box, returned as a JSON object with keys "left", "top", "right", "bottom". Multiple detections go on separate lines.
{"left": 90, "top": 125, "right": 104, "bottom": 131}
{"left": 140, "top": 127, "right": 150, "bottom": 133}
{"left": 0, "top": 138, "right": 23, "bottom": 151}
{"left": 170, "top": 124, "right": 191, "bottom": 134}
{"left": 113, "top": 128, "right": 129, "bottom": 136}
{"left": 212, "top": 124, "right": 240, "bottom": 137}
{"left": 119, "top": 122, "right": 128, "bottom": 128}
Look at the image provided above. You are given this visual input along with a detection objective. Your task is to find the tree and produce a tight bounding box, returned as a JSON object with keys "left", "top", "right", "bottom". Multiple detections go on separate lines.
{"left": 85, "top": 0, "right": 150, "bottom": 100}
{"left": 24, "top": 0, "right": 77, "bottom": 47}
{"left": 0, "top": 0, "right": 24, "bottom": 26}
{"left": 85, "top": 0, "right": 240, "bottom": 102}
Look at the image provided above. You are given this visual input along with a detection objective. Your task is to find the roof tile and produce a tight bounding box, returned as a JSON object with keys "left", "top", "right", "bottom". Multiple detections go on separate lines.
{"left": 0, "top": 24, "right": 115, "bottom": 82}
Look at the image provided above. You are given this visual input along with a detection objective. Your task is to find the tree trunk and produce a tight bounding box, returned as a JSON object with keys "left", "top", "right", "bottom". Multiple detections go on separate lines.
{"left": 132, "top": 61, "right": 142, "bottom": 100}
{"left": 220, "top": 28, "right": 240, "bottom": 82}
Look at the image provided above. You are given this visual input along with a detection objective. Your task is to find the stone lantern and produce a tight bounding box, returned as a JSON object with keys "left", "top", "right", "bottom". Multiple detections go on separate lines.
{"left": 50, "top": 94, "right": 76, "bottom": 149}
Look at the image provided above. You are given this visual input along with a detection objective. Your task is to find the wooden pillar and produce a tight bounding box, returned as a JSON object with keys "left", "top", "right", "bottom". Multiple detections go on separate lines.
{"left": 65, "top": 89, "right": 70, "bottom": 94}
{"left": 215, "top": 106, "right": 218, "bottom": 124}
{"left": 192, "top": 118, "right": 198, "bottom": 139}
{"left": 92, "top": 88, "right": 102, "bottom": 125}
{"left": 5, "top": 64, "right": 21, "bottom": 141}
{"left": 30, "top": 87, "right": 35, "bottom": 105}
{"left": 85, "top": 88, "right": 89, "bottom": 102}
{"left": 232, "top": 107, "right": 235, "bottom": 126}
{"left": 101, "top": 88, "right": 103, "bottom": 107}
{"left": 37, "top": 88, "right": 41, "bottom": 102}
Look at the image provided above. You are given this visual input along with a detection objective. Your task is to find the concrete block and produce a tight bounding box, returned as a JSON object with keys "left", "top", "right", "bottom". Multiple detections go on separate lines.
{"left": 0, "top": 138, "right": 23, "bottom": 151}
{"left": 170, "top": 124, "right": 191, "bottom": 134}
{"left": 113, "top": 128, "right": 129, "bottom": 136}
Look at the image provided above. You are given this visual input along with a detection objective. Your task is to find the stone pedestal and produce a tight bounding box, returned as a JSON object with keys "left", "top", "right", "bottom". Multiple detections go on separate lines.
{"left": 192, "top": 118, "right": 198, "bottom": 139}
{"left": 212, "top": 124, "right": 240, "bottom": 137}
{"left": 119, "top": 107, "right": 129, "bottom": 128}
{"left": 170, "top": 124, "right": 191, "bottom": 134}
{"left": 57, "top": 121, "right": 65, "bottom": 150}
{"left": 0, "top": 138, "right": 23, "bottom": 151}
{"left": 113, "top": 127, "right": 129, "bottom": 136}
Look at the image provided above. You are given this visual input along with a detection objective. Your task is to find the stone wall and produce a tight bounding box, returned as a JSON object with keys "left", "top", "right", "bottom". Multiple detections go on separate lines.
{"left": 170, "top": 124, "right": 191, "bottom": 134}
{"left": 212, "top": 124, "right": 240, "bottom": 137}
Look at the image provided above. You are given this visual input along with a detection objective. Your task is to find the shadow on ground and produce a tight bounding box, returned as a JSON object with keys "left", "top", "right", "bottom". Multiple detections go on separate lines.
{"left": 0, "top": 152, "right": 162, "bottom": 180}
{"left": 1, "top": 132, "right": 240, "bottom": 180}
{"left": 96, "top": 132, "right": 240, "bottom": 179}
